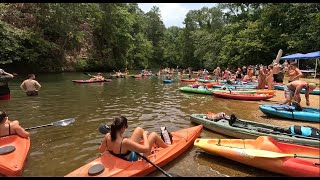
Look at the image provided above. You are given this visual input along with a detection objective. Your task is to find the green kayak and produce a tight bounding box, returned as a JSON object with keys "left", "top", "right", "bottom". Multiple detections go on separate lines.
{"left": 179, "top": 86, "right": 256, "bottom": 95}
{"left": 190, "top": 114, "right": 319, "bottom": 148}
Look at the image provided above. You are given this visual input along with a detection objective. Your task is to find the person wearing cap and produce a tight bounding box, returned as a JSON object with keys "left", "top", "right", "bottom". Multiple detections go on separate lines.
{"left": 0, "top": 69, "right": 14, "bottom": 100}
{"left": 20, "top": 74, "right": 41, "bottom": 96}
{"left": 282, "top": 80, "right": 317, "bottom": 107}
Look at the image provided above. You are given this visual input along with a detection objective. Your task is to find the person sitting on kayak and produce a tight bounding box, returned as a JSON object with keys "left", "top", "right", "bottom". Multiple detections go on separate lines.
{"left": 0, "top": 111, "right": 29, "bottom": 138}
{"left": 273, "top": 125, "right": 319, "bottom": 138}
{"left": 99, "top": 116, "right": 169, "bottom": 162}
{"left": 90, "top": 73, "right": 105, "bottom": 81}
{"left": 282, "top": 80, "right": 317, "bottom": 108}
{"left": 20, "top": 74, "right": 41, "bottom": 96}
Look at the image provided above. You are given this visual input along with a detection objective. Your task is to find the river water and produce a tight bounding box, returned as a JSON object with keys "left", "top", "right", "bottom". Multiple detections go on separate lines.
{"left": 0, "top": 72, "right": 300, "bottom": 177}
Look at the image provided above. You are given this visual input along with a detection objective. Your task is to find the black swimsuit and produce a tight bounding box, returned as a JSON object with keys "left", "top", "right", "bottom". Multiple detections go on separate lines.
{"left": 108, "top": 138, "right": 132, "bottom": 160}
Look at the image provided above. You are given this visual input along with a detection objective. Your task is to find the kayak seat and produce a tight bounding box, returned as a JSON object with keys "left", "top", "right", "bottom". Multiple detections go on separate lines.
{"left": 0, "top": 145, "right": 16, "bottom": 155}
{"left": 88, "top": 164, "right": 105, "bottom": 176}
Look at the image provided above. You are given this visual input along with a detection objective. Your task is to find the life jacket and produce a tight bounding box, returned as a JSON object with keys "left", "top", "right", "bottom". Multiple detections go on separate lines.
{"left": 290, "top": 125, "right": 320, "bottom": 138}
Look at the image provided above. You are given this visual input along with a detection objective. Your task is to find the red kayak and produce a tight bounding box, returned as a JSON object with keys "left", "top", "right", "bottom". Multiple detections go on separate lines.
{"left": 0, "top": 94, "right": 10, "bottom": 100}
{"left": 181, "top": 78, "right": 197, "bottom": 82}
{"left": 72, "top": 79, "right": 111, "bottom": 83}
{"left": 213, "top": 92, "right": 273, "bottom": 101}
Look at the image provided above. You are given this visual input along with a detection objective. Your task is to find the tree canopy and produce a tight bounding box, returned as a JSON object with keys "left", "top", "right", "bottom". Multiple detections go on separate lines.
{"left": 0, "top": 3, "right": 319, "bottom": 72}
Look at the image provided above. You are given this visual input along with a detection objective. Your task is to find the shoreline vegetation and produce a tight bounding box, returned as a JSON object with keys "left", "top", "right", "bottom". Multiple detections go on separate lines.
{"left": 1, "top": 3, "right": 319, "bottom": 73}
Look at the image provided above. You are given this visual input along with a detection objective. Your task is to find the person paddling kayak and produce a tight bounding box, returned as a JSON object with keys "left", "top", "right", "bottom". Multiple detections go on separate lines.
{"left": 0, "top": 111, "right": 29, "bottom": 138}
{"left": 90, "top": 73, "right": 105, "bottom": 81}
{"left": 98, "top": 116, "right": 170, "bottom": 162}
{"left": 20, "top": 74, "right": 41, "bottom": 96}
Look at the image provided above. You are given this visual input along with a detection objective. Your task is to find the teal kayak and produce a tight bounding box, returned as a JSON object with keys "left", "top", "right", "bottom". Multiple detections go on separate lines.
{"left": 179, "top": 86, "right": 256, "bottom": 95}
{"left": 190, "top": 114, "right": 319, "bottom": 148}
{"left": 163, "top": 79, "right": 174, "bottom": 83}
{"left": 274, "top": 85, "right": 320, "bottom": 95}
{"left": 259, "top": 104, "right": 320, "bottom": 122}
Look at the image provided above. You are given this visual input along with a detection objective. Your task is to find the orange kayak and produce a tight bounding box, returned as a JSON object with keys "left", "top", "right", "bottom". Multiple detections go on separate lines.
{"left": 66, "top": 125, "right": 203, "bottom": 177}
{"left": 194, "top": 136, "right": 320, "bottom": 177}
{"left": 0, "top": 122, "right": 30, "bottom": 176}
{"left": 213, "top": 92, "right": 273, "bottom": 101}
{"left": 256, "top": 90, "right": 276, "bottom": 95}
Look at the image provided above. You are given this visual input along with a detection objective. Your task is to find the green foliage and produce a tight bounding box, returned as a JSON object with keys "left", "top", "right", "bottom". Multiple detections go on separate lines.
{"left": 0, "top": 3, "right": 319, "bottom": 72}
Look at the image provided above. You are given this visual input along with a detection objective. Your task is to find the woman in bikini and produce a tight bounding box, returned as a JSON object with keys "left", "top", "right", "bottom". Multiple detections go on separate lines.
{"left": 257, "top": 66, "right": 267, "bottom": 89}
{"left": 0, "top": 111, "right": 29, "bottom": 138}
{"left": 266, "top": 65, "right": 274, "bottom": 90}
{"left": 99, "top": 116, "right": 169, "bottom": 162}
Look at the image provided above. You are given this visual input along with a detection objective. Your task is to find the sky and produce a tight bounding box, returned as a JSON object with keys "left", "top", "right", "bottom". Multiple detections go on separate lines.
{"left": 138, "top": 3, "right": 217, "bottom": 28}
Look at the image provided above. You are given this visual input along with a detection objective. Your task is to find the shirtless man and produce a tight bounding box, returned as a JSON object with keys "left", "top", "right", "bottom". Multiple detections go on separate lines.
{"left": 20, "top": 74, "right": 41, "bottom": 96}
{"left": 282, "top": 80, "right": 317, "bottom": 107}
{"left": 213, "top": 67, "right": 221, "bottom": 82}
{"left": 0, "top": 111, "right": 29, "bottom": 138}
{"left": 286, "top": 62, "right": 302, "bottom": 83}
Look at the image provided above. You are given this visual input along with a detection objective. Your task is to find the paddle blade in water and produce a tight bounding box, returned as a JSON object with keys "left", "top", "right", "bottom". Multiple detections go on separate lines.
{"left": 52, "top": 118, "right": 75, "bottom": 127}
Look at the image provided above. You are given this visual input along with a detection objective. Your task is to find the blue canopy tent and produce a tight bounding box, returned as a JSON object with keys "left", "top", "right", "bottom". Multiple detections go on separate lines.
{"left": 281, "top": 51, "right": 320, "bottom": 78}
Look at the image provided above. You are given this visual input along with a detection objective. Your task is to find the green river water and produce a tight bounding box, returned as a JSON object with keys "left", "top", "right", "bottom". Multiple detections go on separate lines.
{"left": 0, "top": 72, "right": 280, "bottom": 177}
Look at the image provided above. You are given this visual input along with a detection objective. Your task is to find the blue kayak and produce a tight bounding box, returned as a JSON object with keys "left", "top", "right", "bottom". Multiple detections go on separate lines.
{"left": 274, "top": 85, "right": 320, "bottom": 95}
{"left": 163, "top": 79, "right": 174, "bottom": 83}
{"left": 259, "top": 104, "right": 320, "bottom": 122}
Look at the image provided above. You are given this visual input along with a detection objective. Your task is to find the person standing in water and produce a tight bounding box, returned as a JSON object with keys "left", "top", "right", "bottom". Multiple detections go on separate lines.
{"left": 20, "top": 74, "right": 41, "bottom": 96}
{"left": 0, "top": 69, "right": 14, "bottom": 100}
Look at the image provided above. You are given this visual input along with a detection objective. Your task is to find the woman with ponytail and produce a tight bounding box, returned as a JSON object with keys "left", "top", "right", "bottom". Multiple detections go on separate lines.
{"left": 99, "top": 116, "right": 169, "bottom": 162}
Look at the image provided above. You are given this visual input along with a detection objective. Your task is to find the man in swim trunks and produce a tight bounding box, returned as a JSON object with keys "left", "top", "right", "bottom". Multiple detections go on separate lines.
{"left": 282, "top": 80, "right": 317, "bottom": 107}
{"left": 20, "top": 74, "right": 41, "bottom": 96}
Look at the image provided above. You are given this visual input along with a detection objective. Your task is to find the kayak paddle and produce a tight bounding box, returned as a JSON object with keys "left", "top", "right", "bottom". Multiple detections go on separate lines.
{"left": 25, "top": 118, "right": 75, "bottom": 130}
{"left": 97, "top": 124, "right": 180, "bottom": 177}
{"left": 238, "top": 148, "right": 320, "bottom": 159}
{"left": 83, "top": 72, "right": 94, "bottom": 77}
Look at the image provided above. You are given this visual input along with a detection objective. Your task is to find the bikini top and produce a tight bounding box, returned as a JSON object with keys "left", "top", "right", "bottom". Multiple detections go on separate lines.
{"left": 107, "top": 137, "right": 131, "bottom": 160}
